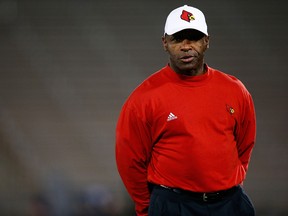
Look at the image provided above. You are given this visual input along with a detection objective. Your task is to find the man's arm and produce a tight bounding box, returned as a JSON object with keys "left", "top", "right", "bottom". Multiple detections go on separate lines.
{"left": 236, "top": 93, "right": 256, "bottom": 171}
{"left": 115, "top": 104, "right": 153, "bottom": 216}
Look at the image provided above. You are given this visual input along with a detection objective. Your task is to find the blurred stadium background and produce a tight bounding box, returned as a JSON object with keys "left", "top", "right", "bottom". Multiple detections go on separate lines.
{"left": 0, "top": 0, "right": 287, "bottom": 215}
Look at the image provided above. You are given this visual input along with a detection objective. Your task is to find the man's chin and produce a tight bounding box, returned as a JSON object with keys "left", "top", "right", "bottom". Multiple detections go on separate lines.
{"left": 179, "top": 64, "right": 196, "bottom": 71}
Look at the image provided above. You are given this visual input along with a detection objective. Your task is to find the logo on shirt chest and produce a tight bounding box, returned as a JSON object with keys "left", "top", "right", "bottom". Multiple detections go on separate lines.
{"left": 167, "top": 112, "right": 178, "bottom": 121}
{"left": 226, "top": 104, "right": 235, "bottom": 115}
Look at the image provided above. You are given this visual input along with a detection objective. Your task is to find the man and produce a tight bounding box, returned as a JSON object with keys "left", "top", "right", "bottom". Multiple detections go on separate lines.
{"left": 116, "top": 5, "right": 256, "bottom": 216}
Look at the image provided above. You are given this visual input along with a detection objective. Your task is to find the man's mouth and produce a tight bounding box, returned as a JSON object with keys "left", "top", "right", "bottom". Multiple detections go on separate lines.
{"left": 180, "top": 55, "right": 195, "bottom": 63}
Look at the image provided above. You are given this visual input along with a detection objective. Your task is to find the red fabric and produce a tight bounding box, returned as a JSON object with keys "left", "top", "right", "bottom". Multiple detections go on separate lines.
{"left": 115, "top": 65, "right": 256, "bottom": 216}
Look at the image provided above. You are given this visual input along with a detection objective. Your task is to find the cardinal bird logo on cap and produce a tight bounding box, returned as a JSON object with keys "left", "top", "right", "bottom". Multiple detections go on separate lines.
{"left": 180, "top": 10, "right": 195, "bottom": 22}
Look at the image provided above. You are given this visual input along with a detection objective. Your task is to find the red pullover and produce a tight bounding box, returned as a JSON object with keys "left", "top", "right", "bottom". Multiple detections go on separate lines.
{"left": 116, "top": 65, "right": 256, "bottom": 216}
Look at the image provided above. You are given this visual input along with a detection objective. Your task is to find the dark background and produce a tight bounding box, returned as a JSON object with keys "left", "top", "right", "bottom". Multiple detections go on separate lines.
{"left": 0, "top": 0, "right": 287, "bottom": 215}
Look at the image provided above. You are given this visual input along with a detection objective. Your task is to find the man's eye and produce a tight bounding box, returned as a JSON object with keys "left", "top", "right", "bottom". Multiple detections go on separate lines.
{"left": 175, "top": 38, "right": 183, "bottom": 42}
{"left": 171, "top": 37, "right": 184, "bottom": 42}
{"left": 171, "top": 30, "right": 205, "bottom": 42}
{"left": 188, "top": 35, "right": 203, "bottom": 41}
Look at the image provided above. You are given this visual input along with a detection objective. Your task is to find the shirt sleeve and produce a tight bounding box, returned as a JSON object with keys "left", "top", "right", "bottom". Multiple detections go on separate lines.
{"left": 115, "top": 103, "right": 153, "bottom": 216}
{"left": 236, "top": 92, "right": 256, "bottom": 171}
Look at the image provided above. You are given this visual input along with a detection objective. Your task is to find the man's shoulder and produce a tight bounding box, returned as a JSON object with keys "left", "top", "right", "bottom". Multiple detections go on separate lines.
{"left": 210, "top": 67, "right": 246, "bottom": 88}
{"left": 133, "top": 67, "right": 168, "bottom": 93}
{"left": 210, "top": 67, "right": 251, "bottom": 100}
{"left": 125, "top": 66, "right": 169, "bottom": 104}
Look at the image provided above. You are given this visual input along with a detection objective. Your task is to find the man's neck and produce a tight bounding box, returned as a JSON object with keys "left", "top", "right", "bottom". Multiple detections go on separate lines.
{"left": 171, "top": 63, "right": 207, "bottom": 76}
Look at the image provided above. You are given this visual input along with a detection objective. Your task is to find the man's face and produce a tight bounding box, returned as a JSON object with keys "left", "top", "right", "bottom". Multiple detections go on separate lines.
{"left": 162, "top": 29, "right": 209, "bottom": 75}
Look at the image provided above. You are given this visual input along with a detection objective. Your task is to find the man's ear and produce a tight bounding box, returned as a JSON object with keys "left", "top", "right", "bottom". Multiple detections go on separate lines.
{"left": 162, "top": 35, "right": 168, "bottom": 51}
{"left": 205, "top": 35, "right": 210, "bottom": 49}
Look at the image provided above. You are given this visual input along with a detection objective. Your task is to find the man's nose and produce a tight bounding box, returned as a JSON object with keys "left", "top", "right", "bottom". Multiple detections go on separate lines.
{"left": 180, "top": 39, "right": 193, "bottom": 51}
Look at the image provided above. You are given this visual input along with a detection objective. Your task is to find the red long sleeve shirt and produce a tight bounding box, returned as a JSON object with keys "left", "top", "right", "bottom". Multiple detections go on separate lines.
{"left": 116, "top": 65, "right": 256, "bottom": 216}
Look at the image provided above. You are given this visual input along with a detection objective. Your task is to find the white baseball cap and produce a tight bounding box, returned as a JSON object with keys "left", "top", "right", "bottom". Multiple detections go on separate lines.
{"left": 164, "top": 5, "right": 208, "bottom": 36}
